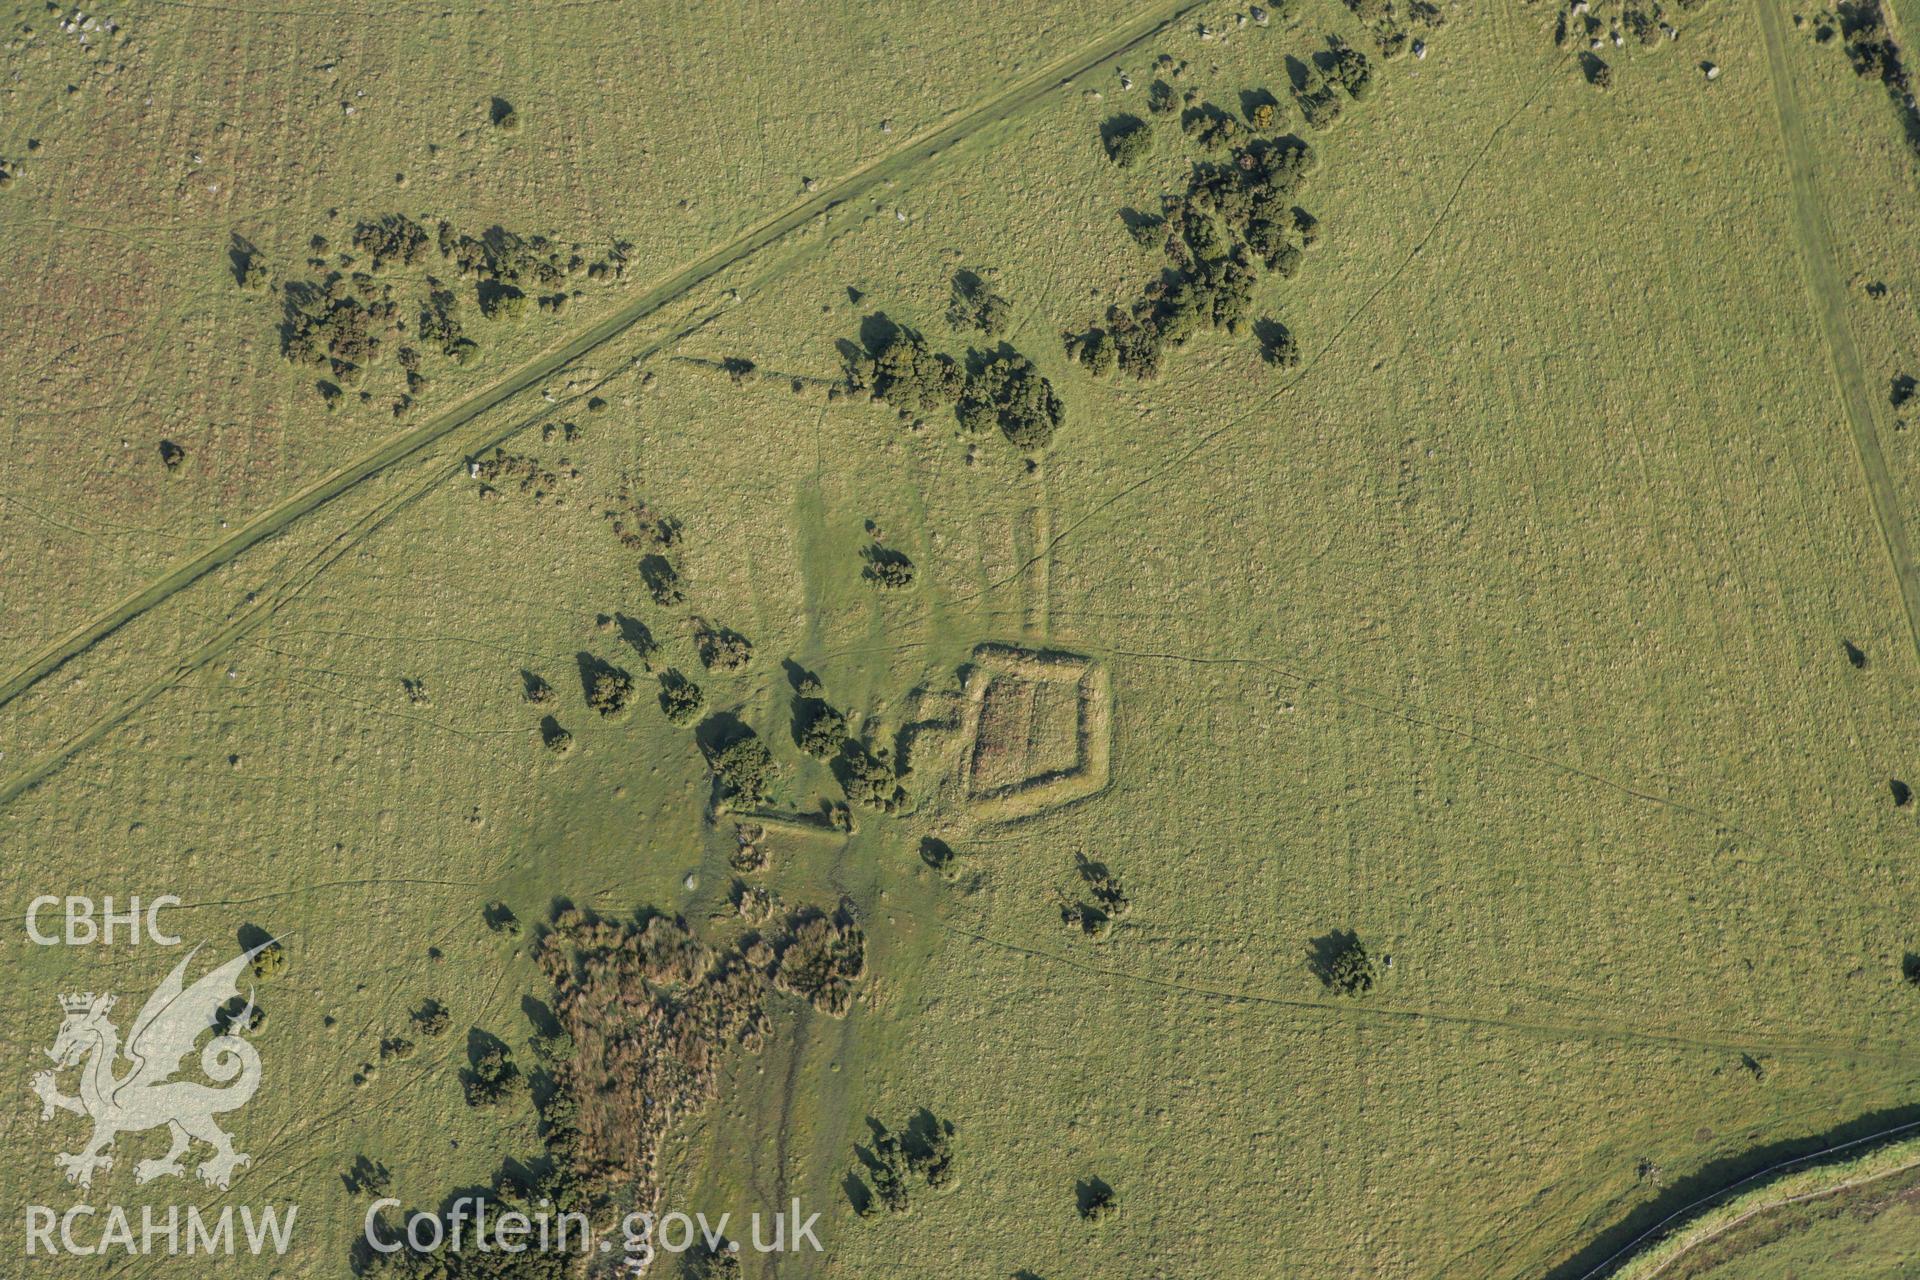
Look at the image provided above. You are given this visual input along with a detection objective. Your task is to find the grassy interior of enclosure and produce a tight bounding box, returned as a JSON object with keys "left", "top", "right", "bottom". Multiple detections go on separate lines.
{"left": 1, "top": 0, "right": 1918, "bottom": 1278}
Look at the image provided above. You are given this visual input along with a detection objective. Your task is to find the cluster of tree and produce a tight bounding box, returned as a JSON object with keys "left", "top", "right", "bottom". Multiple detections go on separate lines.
{"left": 842, "top": 325, "right": 966, "bottom": 414}
{"left": 681, "top": 1242, "right": 743, "bottom": 1280}
{"left": 529, "top": 1022, "right": 575, "bottom": 1068}
{"left": 659, "top": 670, "right": 705, "bottom": 725}
{"left": 352, "top": 213, "right": 431, "bottom": 272}
{"left": 841, "top": 320, "right": 1065, "bottom": 453}
{"left": 794, "top": 696, "right": 850, "bottom": 758}
{"left": 919, "top": 836, "right": 960, "bottom": 881}
{"left": 396, "top": 345, "right": 427, "bottom": 404}
{"left": 707, "top": 733, "right": 777, "bottom": 808}
{"left": 642, "top": 553, "right": 685, "bottom": 605}
{"left": 851, "top": 1111, "right": 957, "bottom": 1216}
{"left": 360, "top": 896, "right": 876, "bottom": 1276}
{"left": 341, "top": 1155, "right": 392, "bottom": 1198}
{"left": 947, "top": 270, "right": 1012, "bottom": 336}
{"left": 461, "top": 1035, "right": 523, "bottom": 1107}
{"left": 693, "top": 619, "right": 754, "bottom": 672}
{"left": 359, "top": 1013, "right": 597, "bottom": 1276}
{"left": 212, "top": 996, "right": 266, "bottom": 1035}
{"left": 609, "top": 611, "right": 659, "bottom": 670}
{"left": 471, "top": 446, "right": 563, "bottom": 501}
{"left": 1255, "top": 317, "right": 1303, "bottom": 368}
{"left": 785, "top": 669, "right": 906, "bottom": 810}
{"left": 959, "top": 350, "right": 1064, "bottom": 449}
{"left": 410, "top": 999, "right": 451, "bottom": 1037}
{"left": 249, "top": 937, "right": 288, "bottom": 980}
{"left": 477, "top": 283, "right": 527, "bottom": 320}
{"left": 1072, "top": 108, "right": 1323, "bottom": 379}
{"left": 281, "top": 275, "right": 396, "bottom": 392}
{"left": 582, "top": 658, "right": 635, "bottom": 716}
{"left": 862, "top": 545, "right": 916, "bottom": 589}
{"left": 835, "top": 739, "right": 905, "bottom": 812}
{"left": 1294, "top": 40, "right": 1373, "bottom": 127}
{"left": 607, "top": 492, "right": 682, "bottom": 555}
{"left": 268, "top": 210, "right": 640, "bottom": 415}
{"left": 1343, "top": 0, "right": 1443, "bottom": 56}
{"left": 771, "top": 907, "right": 867, "bottom": 1017}
{"left": 1620, "top": 6, "right": 1666, "bottom": 46}
{"left": 416, "top": 289, "right": 475, "bottom": 363}
{"left": 438, "top": 220, "right": 606, "bottom": 294}
{"left": 605, "top": 494, "right": 688, "bottom": 605}
{"left": 1182, "top": 102, "right": 1249, "bottom": 152}
{"left": 732, "top": 880, "right": 779, "bottom": 926}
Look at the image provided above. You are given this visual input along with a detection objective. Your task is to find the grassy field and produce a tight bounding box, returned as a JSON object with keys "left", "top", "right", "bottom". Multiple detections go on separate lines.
{"left": 1, "top": 0, "right": 1918, "bottom": 1277}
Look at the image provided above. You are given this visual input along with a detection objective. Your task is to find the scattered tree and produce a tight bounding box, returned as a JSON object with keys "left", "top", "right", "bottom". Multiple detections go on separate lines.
{"left": 342, "top": 1156, "right": 392, "bottom": 1198}
{"left": 960, "top": 351, "right": 1064, "bottom": 450}
{"left": 659, "top": 671, "right": 705, "bottom": 725}
{"left": 461, "top": 1035, "right": 522, "bottom": 1107}
{"left": 795, "top": 700, "right": 849, "bottom": 758}
{"left": 584, "top": 664, "right": 634, "bottom": 716}
{"left": 1077, "top": 1178, "right": 1118, "bottom": 1221}
{"left": 837, "top": 739, "right": 904, "bottom": 811}
{"left": 693, "top": 620, "right": 754, "bottom": 672}
{"left": 1310, "top": 929, "right": 1377, "bottom": 996}
{"left": 249, "top": 938, "right": 287, "bottom": 981}
{"left": 483, "top": 900, "right": 520, "bottom": 934}
{"left": 948, "top": 270, "right": 1013, "bottom": 337}
{"left": 773, "top": 909, "right": 866, "bottom": 1016}
{"left": 708, "top": 734, "right": 777, "bottom": 807}
{"left": 1103, "top": 114, "right": 1155, "bottom": 167}
{"left": 863, "top": 545, "right": 916, "bottom": 588}
{"left": 640, "top": 554, "right": 684, "bottom": 606}
{"left": 411, "top": 999, "right": 451, "bottom": 1037}
{"left": 843, "top": 323, "right": 966, "bottom": 414}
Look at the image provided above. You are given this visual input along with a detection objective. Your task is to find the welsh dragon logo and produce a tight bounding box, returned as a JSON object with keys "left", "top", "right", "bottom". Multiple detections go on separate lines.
{"left": 29, "top": 944, "right": 269, "bottom": 1191}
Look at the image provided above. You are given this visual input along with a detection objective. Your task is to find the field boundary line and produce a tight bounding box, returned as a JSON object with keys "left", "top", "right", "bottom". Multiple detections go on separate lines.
{"left": 1753, "top": 0, "right": 1920, "bottom": 661}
